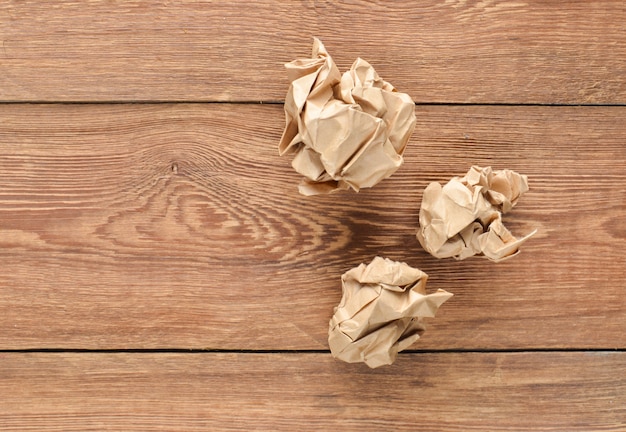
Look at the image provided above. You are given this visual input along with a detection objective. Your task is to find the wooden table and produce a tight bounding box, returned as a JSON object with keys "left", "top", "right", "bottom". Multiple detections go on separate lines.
{"left": 1, "top": 2, "right": 625, "bottom": 430}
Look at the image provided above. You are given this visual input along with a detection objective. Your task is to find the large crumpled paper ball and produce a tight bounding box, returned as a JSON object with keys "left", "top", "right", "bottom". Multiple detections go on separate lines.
{"left": 328, "top": 257, "right": 452, "bottom": 368}
{"left": 417, "top": 166, "right": 537, "bottom": 262}
{"left": 279, "top": 38, "right": 416, "bottom": 196}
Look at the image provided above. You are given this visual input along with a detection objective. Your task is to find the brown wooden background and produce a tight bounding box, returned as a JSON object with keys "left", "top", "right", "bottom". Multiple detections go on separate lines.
{"left": 1, "top": 1, "right": 625, "bottom": 430}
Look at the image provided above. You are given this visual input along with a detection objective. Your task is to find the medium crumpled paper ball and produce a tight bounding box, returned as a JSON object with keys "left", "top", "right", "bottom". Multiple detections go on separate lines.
{"left": 328, "top": 257, "right": 452, "bottom": 368}
{"left": 279, "top": 38, "right": 416, "bottom": 196}
{"left": 417, "top": 166, "right": 537, "bottom": 262}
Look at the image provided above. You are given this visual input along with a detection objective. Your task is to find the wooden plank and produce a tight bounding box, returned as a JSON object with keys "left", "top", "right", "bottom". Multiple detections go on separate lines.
{"left": 0, "top": 104, "right": 624, "bottom": 350}
{"left": 0, "top": 352, "right": 624, "bottom": 431}
{"left": 1, "top": 1, "right": 625, "bottom": 103}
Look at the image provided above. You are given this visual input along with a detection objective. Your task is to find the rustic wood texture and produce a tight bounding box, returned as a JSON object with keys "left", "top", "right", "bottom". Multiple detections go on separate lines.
{"left": 1, "top": 1, "right": 626, "bottom": 103}
{"left": 2, "top": 1, "right": 625, "bottom": 430}
{"left": 1, "top": 352, "right": 624, "bottom": 431}
{"left": 1, "top": 104, "right": 624, "bottom": 350}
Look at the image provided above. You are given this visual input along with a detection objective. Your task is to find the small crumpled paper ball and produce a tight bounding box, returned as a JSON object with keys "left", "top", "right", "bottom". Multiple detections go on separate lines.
{"left": 328, "top": 257, "right": 452, "bottom": 368}
{"left": 417, "top": 166, "right": 537, "bottom": 262}
{"left": 279, "top": 38, "right": 416, "bottom": 196}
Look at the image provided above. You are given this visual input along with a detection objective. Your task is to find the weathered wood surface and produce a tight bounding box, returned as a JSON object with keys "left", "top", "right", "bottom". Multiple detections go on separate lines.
{"left": 1, "top": 104, "right": 624, "bottom": 350}
{"left": 0, "top": 352, "right": 624, "bottom": 431}
{"left": 1, "top": 1, "right": 625, "bottom": 103}
{"left": 1, "top": 2, "right": 625, "bottom": 430}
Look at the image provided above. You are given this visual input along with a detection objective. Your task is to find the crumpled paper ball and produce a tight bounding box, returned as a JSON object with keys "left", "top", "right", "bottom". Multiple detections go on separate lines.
{"left": 417, "top": 166, "right": 537, "bottom": 262}
{"left": 328, "top": 257, "right": 452, "bottom": 368}
{"left": 279, "top": 38, "right": 416, "bottom": 196}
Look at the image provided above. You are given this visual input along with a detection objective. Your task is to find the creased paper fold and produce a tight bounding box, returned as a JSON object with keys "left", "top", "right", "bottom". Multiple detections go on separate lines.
{"left": 279, "top": 38, "right": 416, "bottom": 195}
{"left": 417, "top": 166, "right": 537, "bottom": 262}
{"left": 328, "top": 257, "right": 452, "bottom": 368}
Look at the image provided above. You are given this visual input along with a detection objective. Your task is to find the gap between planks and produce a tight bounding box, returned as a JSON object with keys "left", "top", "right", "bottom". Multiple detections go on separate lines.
{"left": 0, "top": 348, "right": 625, "bottom": 354}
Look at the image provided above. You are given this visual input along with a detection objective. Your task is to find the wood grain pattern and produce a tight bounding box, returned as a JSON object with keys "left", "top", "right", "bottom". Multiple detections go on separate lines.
{"left": 0, "top": 352, "right": 624, "bottom": 431}
{"left": 2, "top": 2, "right": 624, "bottom": 430}
{"left": 1, "top": 1, "right": 626, "bottom": 103}
{"left": 1, "top": 104, "right": 624, "bottom": 350}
